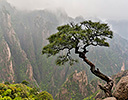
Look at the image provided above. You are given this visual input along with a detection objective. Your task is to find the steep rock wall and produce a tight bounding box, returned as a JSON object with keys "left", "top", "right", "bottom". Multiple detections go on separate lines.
{"left": 0, "top": 10, "right": 34, "bottom": 83}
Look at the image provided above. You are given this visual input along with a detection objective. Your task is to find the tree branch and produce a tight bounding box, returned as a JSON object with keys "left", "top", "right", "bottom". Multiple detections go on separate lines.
{"left": 75, "top": 47, "right": 113, "bottom": 97}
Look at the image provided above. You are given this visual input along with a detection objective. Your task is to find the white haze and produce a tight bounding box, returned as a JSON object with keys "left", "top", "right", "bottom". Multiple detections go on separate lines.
{"left": 7, "top": 0, "right": 128, "bottom": 20}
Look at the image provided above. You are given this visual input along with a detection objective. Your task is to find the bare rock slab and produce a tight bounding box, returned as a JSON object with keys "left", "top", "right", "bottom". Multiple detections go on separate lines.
{"left": 113, "top": 76, "right": 128, "bottom": 100}
{"left": 103, "top": 97, "right": 117, "bottom": 100}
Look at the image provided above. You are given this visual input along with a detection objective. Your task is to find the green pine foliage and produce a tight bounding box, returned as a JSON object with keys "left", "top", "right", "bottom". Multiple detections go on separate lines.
{"left": 0, "top": 83, "right": 53, "bottom": 100}
{"left": 42, "top": 20, "right": 113, "bottom": 65}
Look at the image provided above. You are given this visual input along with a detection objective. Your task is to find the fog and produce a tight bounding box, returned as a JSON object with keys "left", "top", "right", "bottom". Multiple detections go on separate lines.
{"left": 6, "top": 0, "right": 128, "bottom": 20}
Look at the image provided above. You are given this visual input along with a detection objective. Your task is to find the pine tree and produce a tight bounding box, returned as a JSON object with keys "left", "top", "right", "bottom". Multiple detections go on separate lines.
{"left": 42, "top": 20, "right": 114, "bottom": 97}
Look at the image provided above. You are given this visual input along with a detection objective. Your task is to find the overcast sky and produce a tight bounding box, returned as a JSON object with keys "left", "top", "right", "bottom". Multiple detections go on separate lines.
{"left": 6, "top": 0, "right": 128, "bottom": 20}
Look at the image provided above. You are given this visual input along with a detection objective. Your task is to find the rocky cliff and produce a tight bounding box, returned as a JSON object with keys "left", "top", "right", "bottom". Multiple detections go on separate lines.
{"left": 113, "top": 76, "right": 128, "bottom": 100}
{"left": 0, "top": 0, "right": 128, "bottom": 98}
{"left": 0, "top": 1, "right": 35, "bottom": 84}
{"left": 55, "top": 70, "right": 88, "bottom": 100}
{"left": 0, "top": 35, "right": 14, "bottom": 82}
{"left": 56, "top": 70, "right": 128, "bottom": 100}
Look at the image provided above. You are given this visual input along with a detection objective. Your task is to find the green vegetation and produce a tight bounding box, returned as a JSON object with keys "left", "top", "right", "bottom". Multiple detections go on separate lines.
{"left": 0, "top": 83, "right": 53, "bottom": 100}
{"left": 42, "top": 20, "right": 113, "bottom": 65}
{"left": 1, "top": 1, "right": 128, "bottom": 98}
{"left": 42, "top": 20, "right": 114, "bottom": 96}
{"left": 21, "top": 80, "right": 29, "bottom": 86}
{"left": 83, "top": 90, "right": 100, "bottom": 100}
{"left": 35, "top": 91, "right": 53, "bottom": 100}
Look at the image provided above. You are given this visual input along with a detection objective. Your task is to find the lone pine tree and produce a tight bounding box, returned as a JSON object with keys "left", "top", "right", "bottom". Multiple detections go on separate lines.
{"left": 42, "top": 20, "right": 113, "bottom": 97}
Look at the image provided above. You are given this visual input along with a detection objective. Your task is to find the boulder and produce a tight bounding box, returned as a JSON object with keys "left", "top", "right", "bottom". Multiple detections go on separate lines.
{"left": 103, "top": 97, "right": 117, "bottom": 100}
{"left": 113, "top": 76, "right": 128, "bottom": 100}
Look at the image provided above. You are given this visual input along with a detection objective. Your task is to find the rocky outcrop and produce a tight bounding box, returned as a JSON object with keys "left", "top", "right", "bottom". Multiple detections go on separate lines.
{"left": 112, "top": 70, "right": 128, "bottom": 88}
{"left": 1, "top": 1, "right": 128, "bottom": 98}
{"left": 95, "top": 71, "right": 128, "bottom": 100}
{"left": 101, "top": 73, "right": 128, "bottom": 100}
{"left": 113, "top": 76, "right": 128, "bottom": 100}
{"left": 103, "top": 97, "right": 117, "bottom": 100}
{"left": 0, "top": 7, "right": 34, "bottom": 83}
{"left": 73, "top": 70, "right": 88, "bottom": 95}
{"left": 57, "top": 70, "right": 128, "bottom": 100}
{"left": 0, "top": 37, "right": 14, "bottom": 82}
{"left": 55, "top": 70, "right": 106, "bottom": 100}
{"left": 121, "top": 62, "right": 125, "bottom": 71}
{"left": 55, "top": 70, "right": 88, "bottom": 100}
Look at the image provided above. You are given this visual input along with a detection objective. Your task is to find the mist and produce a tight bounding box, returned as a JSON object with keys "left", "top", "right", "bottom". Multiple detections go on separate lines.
{"left": 6, "top": 0, "right": 128, "bottom": 20}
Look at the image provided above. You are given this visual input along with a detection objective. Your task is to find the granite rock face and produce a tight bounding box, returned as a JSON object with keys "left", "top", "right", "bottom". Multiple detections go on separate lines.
{"left": 103, "top": 97, "right": 117, "bottom": 100}
{"left": 113, "top": 76, "right": 128, "bottom": 100}
{"left": 55, "top": 70, "right": 89, "bottom": 100}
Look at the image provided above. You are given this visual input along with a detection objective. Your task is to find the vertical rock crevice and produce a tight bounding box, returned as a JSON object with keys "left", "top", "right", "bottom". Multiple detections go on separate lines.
{"left": 1, "top": 9, "right": 35, "bottom": 83}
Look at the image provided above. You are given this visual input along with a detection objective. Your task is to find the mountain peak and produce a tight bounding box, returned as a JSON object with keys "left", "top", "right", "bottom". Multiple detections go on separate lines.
{"left": 45, "top": 7, "right": 68, "bottom": 18}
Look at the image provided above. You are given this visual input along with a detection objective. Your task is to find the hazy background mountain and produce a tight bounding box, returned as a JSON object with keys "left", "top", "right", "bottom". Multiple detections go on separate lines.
{"left": 0, "top": 0, "right": 128, "bottom": 98}
{"left": 108, "top": 20, "right": 128, "bottom": 40}
{"left": 6, "top": 0, "right": 128, "bottom": 20}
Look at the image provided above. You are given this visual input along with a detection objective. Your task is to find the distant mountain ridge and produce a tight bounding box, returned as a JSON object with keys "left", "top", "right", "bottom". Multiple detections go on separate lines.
{"left": 0, "top": 0, "right": 128, "bottom": 97}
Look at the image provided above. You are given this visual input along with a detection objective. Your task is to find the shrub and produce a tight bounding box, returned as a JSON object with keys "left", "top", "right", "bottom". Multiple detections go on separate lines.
{"left": 35, "top": 91, "right": 53, "bottom": 100}
{"left": 21, "top": 80, "right": 29, "bottom": 85}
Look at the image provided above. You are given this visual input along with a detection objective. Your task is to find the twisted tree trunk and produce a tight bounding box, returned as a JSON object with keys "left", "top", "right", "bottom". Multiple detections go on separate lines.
{"left": 75, "top": 47, "right": 114, "bottom": 97}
